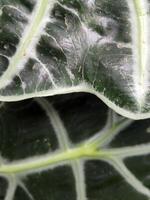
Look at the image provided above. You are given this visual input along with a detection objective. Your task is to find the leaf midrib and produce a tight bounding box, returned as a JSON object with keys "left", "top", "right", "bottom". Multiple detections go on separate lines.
{"left": 0, "top": 141, "right": 150, "bottom": 175}
{"left": 133, "top": 0, "right": 148, "bottom": 105}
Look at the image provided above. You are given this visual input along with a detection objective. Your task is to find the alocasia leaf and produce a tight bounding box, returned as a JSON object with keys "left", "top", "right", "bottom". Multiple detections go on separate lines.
{"left": 0, "top": 0, "right": 150, "bottom": 119}
{"left": 0, "top": 93, "right": 150, "bottom": 200}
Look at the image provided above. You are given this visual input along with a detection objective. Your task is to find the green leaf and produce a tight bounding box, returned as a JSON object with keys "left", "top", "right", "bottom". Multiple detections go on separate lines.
{"left": 0, "top": 0, "right": 150, "bottom": 119}
{"left": 0, "top": 93, "right": 150, "bottom": 200}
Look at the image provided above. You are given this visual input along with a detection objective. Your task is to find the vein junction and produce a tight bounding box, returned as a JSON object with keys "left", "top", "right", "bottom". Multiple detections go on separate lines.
{"left": 0, "top": 134, "right": 150, "bottom": 175}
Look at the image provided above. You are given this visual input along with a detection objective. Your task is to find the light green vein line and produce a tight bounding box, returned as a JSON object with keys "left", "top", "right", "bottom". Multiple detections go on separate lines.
{"left": 134, "top": 0, "right": 146, "bottom": 70}
{"left": 109, "top": 158, "right": 150, "bottom": 197}
{"left": 0, "top": 147, "right": 96, "bottom": 174}
{"left": 0, "top": 0, "right": 52, "bottom": 89}
{"left": 133, "top": 0, "right": 148, "bottom": 92}
{"left": 1, "top": 142, "right": 150, "bottom": 175}
{"left": 36, "top": 98, "right": 70, "bottom": 150}
{"left": 72, "top": 160, "right": 87, "bottom": 200}
{"left": 86, "top": 118, "right": 132, "bottom": 149}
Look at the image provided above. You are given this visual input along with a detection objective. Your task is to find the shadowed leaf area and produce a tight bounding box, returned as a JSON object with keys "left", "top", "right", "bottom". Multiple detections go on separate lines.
{"left": 0, "top": 93, "right": 149, "bottom": 200}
